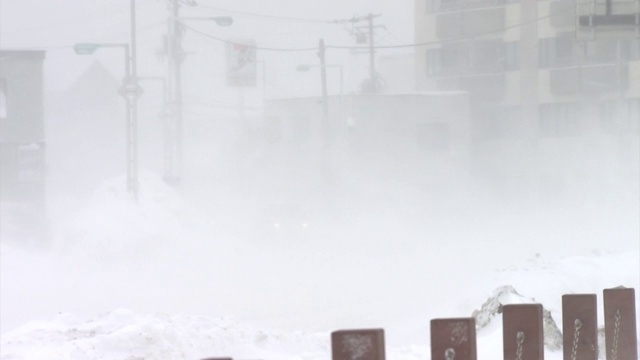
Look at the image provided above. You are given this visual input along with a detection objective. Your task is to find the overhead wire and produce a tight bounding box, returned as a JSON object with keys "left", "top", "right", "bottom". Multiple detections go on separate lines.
{"left": 183, "top": 3, "right": 578, "bottom": 52}
{"left": 327, "top": 3, "right": 578, "bottom": 50}
{"left": 183, "top": 24, "right": 319, "bottom": 52}
{"left": 194, "top": 3, "right": 334, "bottom": 24}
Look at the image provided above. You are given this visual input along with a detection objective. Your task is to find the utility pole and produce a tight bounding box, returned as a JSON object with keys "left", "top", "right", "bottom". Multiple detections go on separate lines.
{"left": 337, "top": 13, "right": 382, "bottom": 93}
{"left": 318, "top": 38, "right": 329, "bottom": 152}
{"left": 317, "top": 38, "right": 332, "bottom": 188}
{"left": 163, "top": 1, "right": 231, "bottom": 186}
{"left": 165, "top": 0, "right": 183, "bottom": 186}
{"left": 367, "top": 13, "right": 377, "bottom": 85}
{"left": 128, "top": 0, "right": 139, "bottom": 200}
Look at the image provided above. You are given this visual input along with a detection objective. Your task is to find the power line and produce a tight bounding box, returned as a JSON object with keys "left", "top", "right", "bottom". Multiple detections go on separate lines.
{"left": 183, "top": 24, "right": 318, "bottom": 52}
{"left": 327, "top": 4, "right": 577, "bottom": 50}
{"left": 183, "top": 4, "right": 577, "bottom": 52}
{"left": 195, "top": 3, "right": 333, "bottom": 24}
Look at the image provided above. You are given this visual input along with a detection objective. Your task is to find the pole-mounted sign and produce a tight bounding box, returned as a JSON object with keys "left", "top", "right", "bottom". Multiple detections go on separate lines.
{"left": 226, "top": 39, "right": 257, "bottom": 87}
{"left": 119, "top": 77, "right": 144, "bottom": 100}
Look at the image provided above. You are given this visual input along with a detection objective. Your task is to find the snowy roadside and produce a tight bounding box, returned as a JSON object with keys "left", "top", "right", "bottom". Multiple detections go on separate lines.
{"left": 2, "top": 248, "right": 637, "bottom": 360}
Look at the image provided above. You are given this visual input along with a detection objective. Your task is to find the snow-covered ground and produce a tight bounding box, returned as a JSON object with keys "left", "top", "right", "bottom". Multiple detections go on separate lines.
{"left": 2, "top": 0, "right": 639, "bottom": 358}
{"left": 1, "top": 172, "right": 638, "bottom": 359}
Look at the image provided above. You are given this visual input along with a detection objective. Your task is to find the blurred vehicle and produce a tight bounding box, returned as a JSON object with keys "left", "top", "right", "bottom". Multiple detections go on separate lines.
{"left": 270, "top": 201, "right": 311, "bottom": 232}
{"left": 252, "top": 200, "right": 314, "bottom": 241}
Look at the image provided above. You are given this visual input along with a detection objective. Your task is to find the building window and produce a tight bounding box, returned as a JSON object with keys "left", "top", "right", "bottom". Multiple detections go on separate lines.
{"left": 630, "top": 99, "right": 640, "bottom": 134}
{"left": 583, "top": 38, "right": 633, "bottom": 63}
{"left": 630, "top": 39, "right": 640, "bottom": 60}
{"left": 426, "top": 48, "right": 441, "bottom": 76}
{"left": 441, "top": 45, "right": 461, "bottom": 66}
{"left": 0, "top": 79, "right": 7, "bottom": 119}
{"left": 426, "top": 0, "right": 436, "bottom": 12}
{"left": 539, "top": 35, "right": 574, "bottom": 68}
{"left": 439, "top": 0, "right": 459, "bottom": 11}
{"left": 470, "top": 40, "right": 501, "bottom": 73}
{"left": 539, "top": 103, "right": 581, "bottom": 137}
{"left": 426, "top": 44, "right": 468, "bottom": 76}
{"left": 501, "top": 41, "right": 519, "bottom": 71}
{"left": 428, "top": 0, "right": 513, "bottom": 12}
{"left": 599, "top": 101, "right": 617, "bottom": 134}
{"left": 600, "top": 99, "right": 640, "bottom": 134}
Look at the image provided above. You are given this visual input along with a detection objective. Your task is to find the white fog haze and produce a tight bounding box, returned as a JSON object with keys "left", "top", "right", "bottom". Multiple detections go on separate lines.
{"left": 1, "top": 0, "right": 639, "bottom": 359}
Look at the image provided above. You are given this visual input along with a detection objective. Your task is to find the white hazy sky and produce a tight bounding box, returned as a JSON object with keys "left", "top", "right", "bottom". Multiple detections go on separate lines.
{"left": 1, "top": 0, "right": 415, "bottom": 97}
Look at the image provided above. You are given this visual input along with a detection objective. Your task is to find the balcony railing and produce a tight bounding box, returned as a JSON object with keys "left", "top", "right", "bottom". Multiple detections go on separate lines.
{"left": 428, "top": 0, "right": 516, "bottom": 13}
{"left": 548, "top": 62, "right": 629, "bottom": 95}
{"left": 435, "top": 7, "right": 506, "bottom": 38}
{"left": 434, "top": 72, "right": 507, "bottom": 101}
{"left": 577, "top": 0, "right": 640, "bottom": 27}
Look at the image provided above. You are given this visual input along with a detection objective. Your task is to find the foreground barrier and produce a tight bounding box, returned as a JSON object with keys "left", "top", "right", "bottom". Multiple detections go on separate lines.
{"left": 201, "top": 287, "right": 637, "bottom": 360}
{"left": 503, "top": 304, "right": 544, "bottom": 360}
{"left": 431, "top": 318, "right": 476, "bottom": 360}
{"left": 332, "top": 328, "right": 385, "bottom": 360}
{"left": 604, "top": 287, "right": 638, "bottom": 360}
{"left": 563, "top": 294, "right": 598, "bottom": 360}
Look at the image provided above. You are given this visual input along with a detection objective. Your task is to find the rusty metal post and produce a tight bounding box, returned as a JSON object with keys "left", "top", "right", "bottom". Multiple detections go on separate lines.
{"left": 431, "top": 318, "right": 477, "bottom": 360}
{"left": 603, "top": 287, "right": 638, "bottom": 360}
{"left": 502, "top": 304, "right": 545, "bottom": 360}
{"left": 563, "top": 294, "right": 598, "bottom": 360}
{"left": 331, "top": 328, "right": 385, "bottom": 360}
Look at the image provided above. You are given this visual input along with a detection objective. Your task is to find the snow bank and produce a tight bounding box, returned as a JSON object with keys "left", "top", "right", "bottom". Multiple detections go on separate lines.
{"left": 1, "top": 250, "right": 637, "bottom": 360}
{"left": 52, "top": 171, "right": 216, "bottom": 259}
{"left": 0, "top": 309, "right": 329, "bottom": 360}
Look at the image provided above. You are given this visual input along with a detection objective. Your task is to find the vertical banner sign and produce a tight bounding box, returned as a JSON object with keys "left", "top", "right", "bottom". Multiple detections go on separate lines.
{"left": 226, "top": 39, "right": 257, "bottom": 87}
{"left": 603, "top": 287, "right": 638, "bottom": 360}
{"left": 431, "top": 318, "right": 477, "bottom": 360}
{"left": 502, "top": 304, "right": 544, "bottom": 360}
{"left": 331, "top": 328, "right": 385, "bottom": 360}
{"left": 562, "top": 294, "right": 598, "bottom": 360}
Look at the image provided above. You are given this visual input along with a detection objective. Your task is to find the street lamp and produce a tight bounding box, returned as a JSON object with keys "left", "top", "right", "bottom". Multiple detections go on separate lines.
{"left": 73, "top": 42, "right": 143, "bottom": 200}
{"left": 176, "top": 16, "right": 233, "bottom": 27}
{"left": 163, "top": 6, "right": 234, "bottom": 186}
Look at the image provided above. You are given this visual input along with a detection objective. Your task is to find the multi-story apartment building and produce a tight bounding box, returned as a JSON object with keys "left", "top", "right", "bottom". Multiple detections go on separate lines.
{"left": 415, "top": 0, "right": 640, "bottom": 140}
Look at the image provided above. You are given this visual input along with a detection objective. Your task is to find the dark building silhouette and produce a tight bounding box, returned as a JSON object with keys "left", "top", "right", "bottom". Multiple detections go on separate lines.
{"left": 0, "top": 50, "right": 47, "bottom": 241}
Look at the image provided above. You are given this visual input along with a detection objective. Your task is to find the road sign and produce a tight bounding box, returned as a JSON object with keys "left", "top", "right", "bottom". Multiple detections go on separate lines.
{"left": 226, "top": 39, "right": 257, "bottom": 87}
{"left": 119, "top": 79, "right": 143, "bottom": 99}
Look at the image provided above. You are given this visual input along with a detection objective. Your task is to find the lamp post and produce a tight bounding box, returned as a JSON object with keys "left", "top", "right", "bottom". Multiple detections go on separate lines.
{"left": 72, "top": 0, "right": 141, "bottom": 200}
{"left": 297, "top": 49, "right": 345, "bottom": 187}
{"left": 165, "top": 0, "right": 233, "bottom": 185}
{"left": 73, "top": 42, "right": 143, "bottom": 200}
